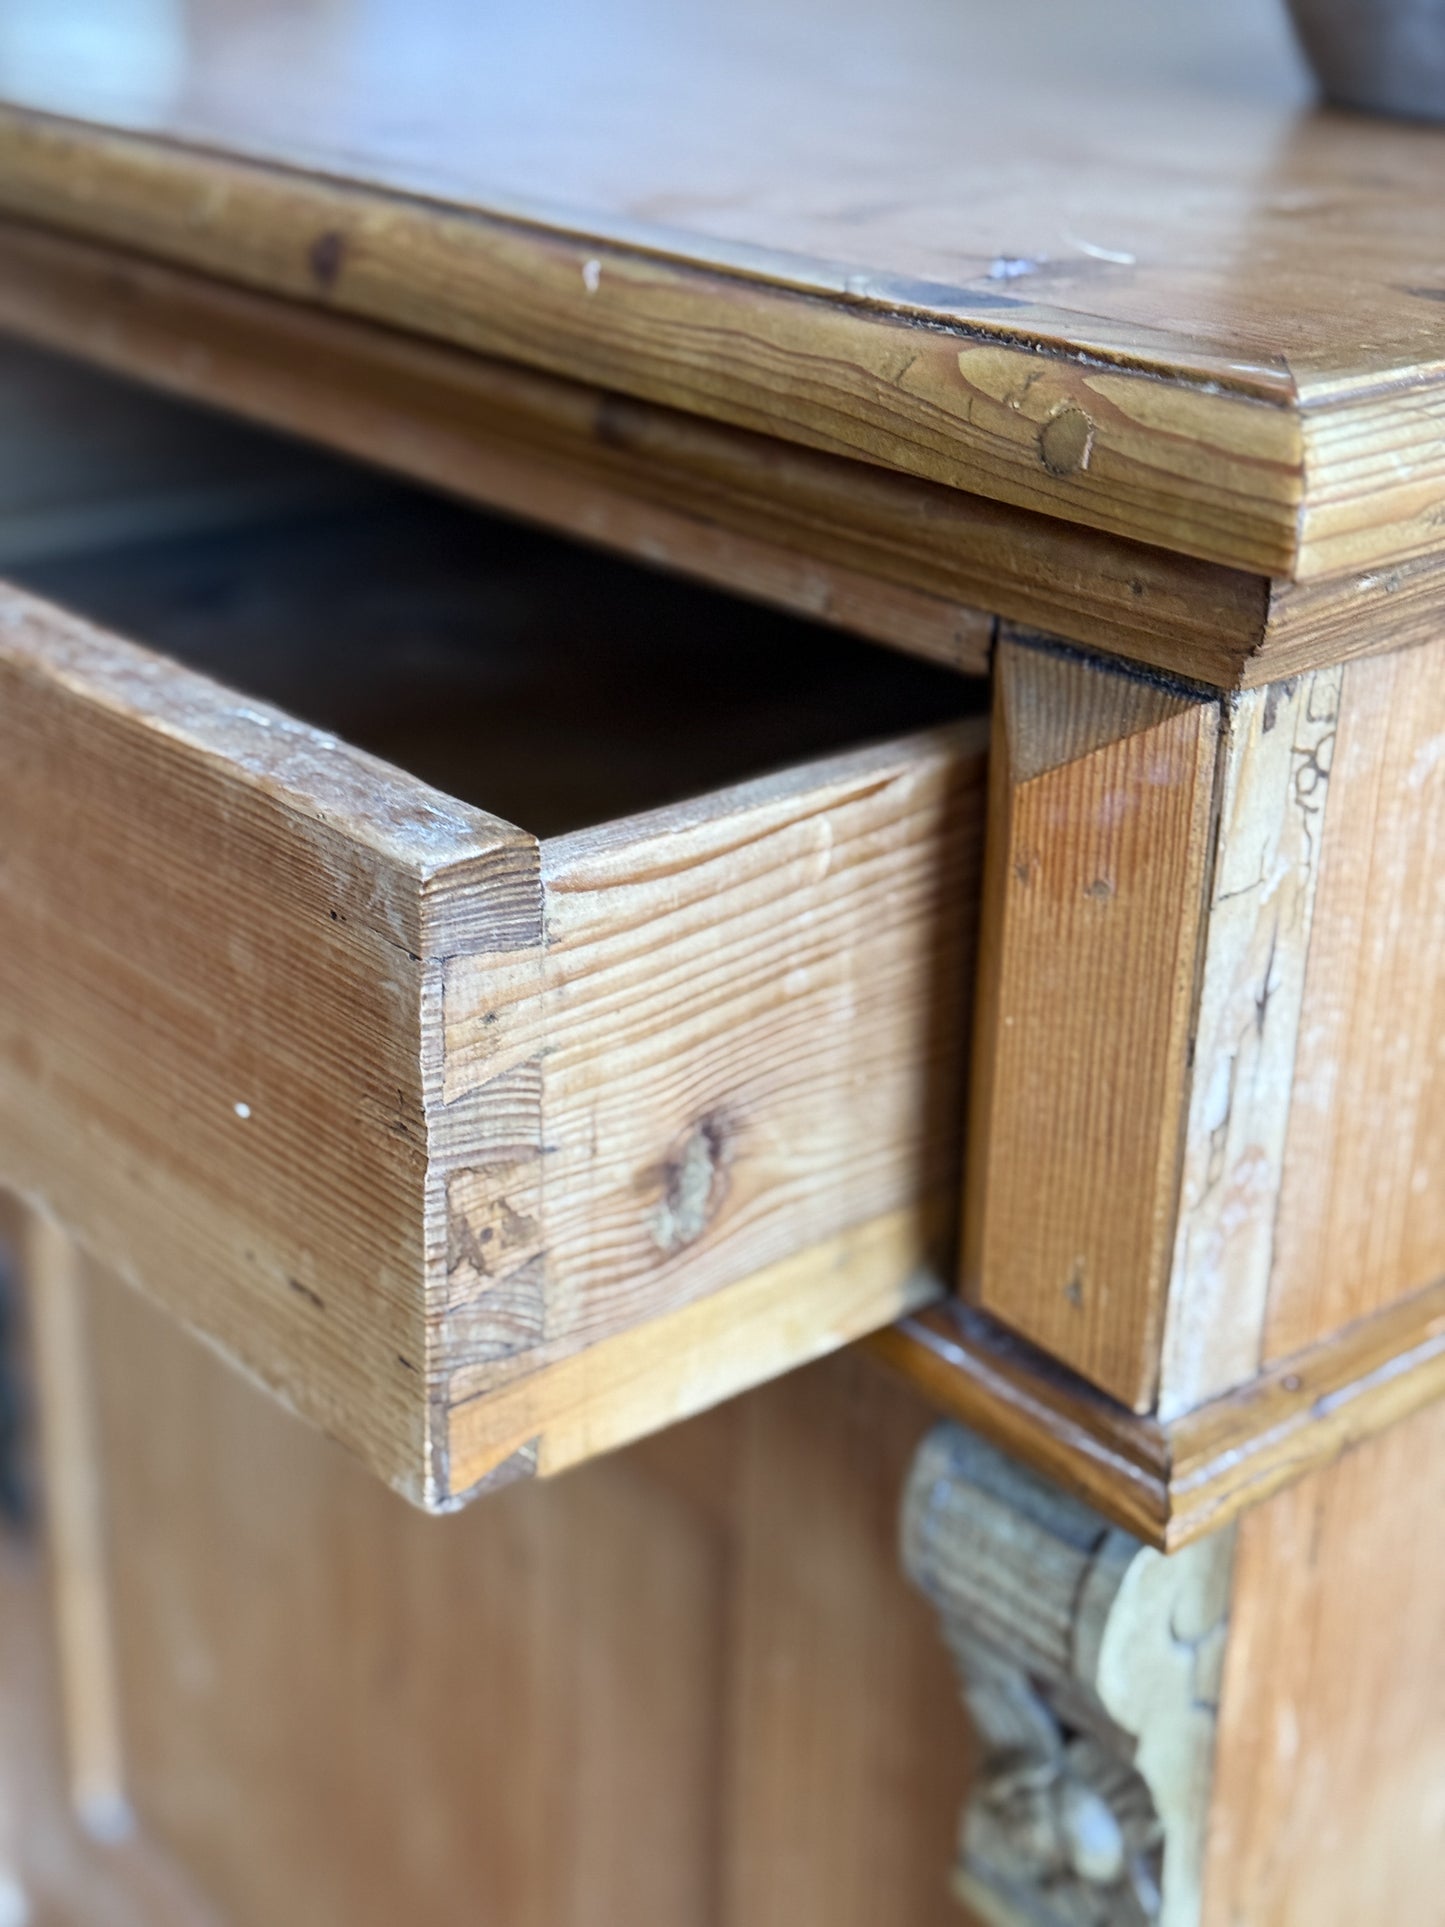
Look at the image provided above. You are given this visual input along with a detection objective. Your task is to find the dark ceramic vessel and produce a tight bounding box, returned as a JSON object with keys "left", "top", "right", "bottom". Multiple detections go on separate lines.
{"left": 1287, "top": 0, "right": 1445, "bottom": 119}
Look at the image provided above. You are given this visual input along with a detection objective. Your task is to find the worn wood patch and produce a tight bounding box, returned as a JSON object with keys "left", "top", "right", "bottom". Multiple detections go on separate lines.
{"left": 1158, "top": 667, "right": 1341, "bottom": 1416}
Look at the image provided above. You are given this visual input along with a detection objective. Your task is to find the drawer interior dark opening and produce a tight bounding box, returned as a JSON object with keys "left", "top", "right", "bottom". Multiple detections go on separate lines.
{"left": 7, "top": 347, "right": 984, "bottom": 838}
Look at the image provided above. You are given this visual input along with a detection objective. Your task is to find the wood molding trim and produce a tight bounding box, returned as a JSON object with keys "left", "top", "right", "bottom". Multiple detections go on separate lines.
{"left": 4, "top": 215, "right": 1445, "bottom": 697}
{"left": 9, "top": 101, "right": 1445, "bottom": 588}
{"left": 0, "top": 109, "right": 1308, "bottom": 580}
{"left": 0, "top": 214, "right": 1262, "bottom": 686}
{"left": 872, "top": 1306, "right": 1172, "bottom": 1546}
{"left": 872, "top": 1270, "right": 1445, "bottom": 1552}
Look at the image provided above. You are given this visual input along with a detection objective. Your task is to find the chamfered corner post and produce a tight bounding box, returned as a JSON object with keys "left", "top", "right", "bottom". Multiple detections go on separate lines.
{"left": 961, "top": 634, "right": 1221, "bottom": 1411}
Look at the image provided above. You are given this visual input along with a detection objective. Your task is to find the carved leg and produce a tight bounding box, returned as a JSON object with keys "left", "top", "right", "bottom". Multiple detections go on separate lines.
{"left": 902, "top": 1425, "right": 1233, "bottom": 1927}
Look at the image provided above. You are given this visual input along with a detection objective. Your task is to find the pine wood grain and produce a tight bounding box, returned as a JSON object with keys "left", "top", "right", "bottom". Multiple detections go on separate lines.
{"left": 1298, "top": 381, "right": 1445, "bottom": 581}
{"left": 0, "top": 585, "right": 506, "bottom": 1499}
{"left": 432, "top": 718, "right": 983, "bottom": 1499}
{"left": 1258, "top": 549, "right": 1445, "bottom": 685}
{"left": 0, "top": 220, "right": 1005, "bottom": 674}
{"left": 954, "top": 632, "right": 1445, "bottom": 1428}
{"left": 446, "top": 1205, "right": 948, "bottom": 1499}
{"left": 0, "top": 506, "right": 984, "bottom": 1505}
{"left": 77, "top": 1256, "right": 969, "bottom": 1927}
{"left": 1168, "top": 1273, "right": 1445, "bottom": 1547}
{"left": 4, "top": 3, "right": 1445, "bottom": 576}
{"left": 962, "top": 637, "right": 1219, "bottom": 1409}
{"left": 0, "top": 106, "right": 1305, "bottom": 578}
{"left": 1202, "top": 1398, "right": 1445, "bottom": 1927}
{"left": 0, "top": 213, "right": 1280, "bottom": 689}
{"left": 437, "top": 728, "right": 980, "bottom": 1446}
{"left": 16, "top": 223, "right": 1445, "bottom": 691}
{"left": 1264, "top": 639, "right": 1445, "bottom": 1360}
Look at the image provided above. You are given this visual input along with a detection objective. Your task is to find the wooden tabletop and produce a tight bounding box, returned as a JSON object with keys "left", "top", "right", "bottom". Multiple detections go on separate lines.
{"left": 1, "top": 0, "right": 1443, "bottom": 580}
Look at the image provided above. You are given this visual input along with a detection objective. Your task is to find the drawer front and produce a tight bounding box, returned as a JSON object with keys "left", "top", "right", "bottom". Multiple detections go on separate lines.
{"left": 0, "top": 583, "right": 986, "bottom": 1505}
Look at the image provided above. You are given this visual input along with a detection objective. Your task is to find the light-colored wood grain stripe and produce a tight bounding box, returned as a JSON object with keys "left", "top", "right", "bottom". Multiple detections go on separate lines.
{"left": 1158, "top": 667, "right": 1342, "bottom": 1416}
{"left": 447, "top": 1203, "right": 947, "bottom": 1500}
{"left": 24, "top": 1213, "right": 128, "bottom": 1836}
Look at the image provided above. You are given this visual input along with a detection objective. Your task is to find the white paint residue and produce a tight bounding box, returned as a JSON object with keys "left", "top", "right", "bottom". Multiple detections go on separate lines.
{"left": 1067, "top": 235, "right": 1138, "bottom": 266}
{"left": 582, "top": 258, "right": 602, "bottom": 294}
{"left": 1408, "top": 730, "right": 1445, "bottom": 790}
{"left": 808, "top": 816, "right": 834, "bottom": 882}
{"left": 233, "top": 1101, "right": 252, "bottom": 1120}
{"left": 989, "top": 254, "right": 1042, "bottom": 280}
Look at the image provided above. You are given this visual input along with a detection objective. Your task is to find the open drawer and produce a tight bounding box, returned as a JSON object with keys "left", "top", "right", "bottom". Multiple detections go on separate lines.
{"left": 0, "top": 370, "right": 987, "bottom": 1508}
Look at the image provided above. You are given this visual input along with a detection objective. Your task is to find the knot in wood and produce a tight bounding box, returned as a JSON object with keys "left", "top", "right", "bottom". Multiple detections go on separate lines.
{"left": 1038, "top": 403, "right": 1096, "bottom": 477}
{"left": 648, "top": 1113, "right": 730, "bottom": 1254}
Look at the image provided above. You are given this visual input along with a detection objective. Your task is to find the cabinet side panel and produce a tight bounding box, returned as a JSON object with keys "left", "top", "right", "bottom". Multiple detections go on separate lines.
{"left": 1265, "top": 639, "right": 1445, "bottom": 1359}
{"left": 82, "top": 1259, "right": 967, "bottom": 1927}
{"left": 1202, "top": 1397, "right": 1445, "bottom": 1927}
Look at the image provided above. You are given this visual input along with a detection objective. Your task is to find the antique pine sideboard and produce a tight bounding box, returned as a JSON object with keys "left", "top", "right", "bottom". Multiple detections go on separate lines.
{"left": 1, "top": 2, "right": 1444, "bottom": 1923}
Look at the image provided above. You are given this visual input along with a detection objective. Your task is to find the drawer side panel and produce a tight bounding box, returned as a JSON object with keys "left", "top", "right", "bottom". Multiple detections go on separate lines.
{"left": 0, "top": 586, "right": 521, "bottom": 1496}
{"left": 440, "top": 722, "right": 988, "bottom": 1499}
